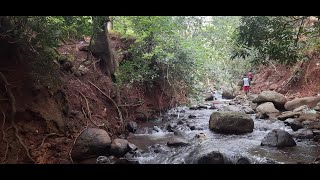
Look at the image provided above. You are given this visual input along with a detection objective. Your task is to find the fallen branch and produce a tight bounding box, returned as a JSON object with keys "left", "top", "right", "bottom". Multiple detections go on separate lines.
{"left": 88, "top": 81, "right": 125, "bottom": 131}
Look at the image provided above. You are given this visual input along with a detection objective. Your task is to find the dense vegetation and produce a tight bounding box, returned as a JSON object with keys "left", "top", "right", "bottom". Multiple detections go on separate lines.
{"left": 2, "top": 16, "right": 319, "bottom": 101}
{"left": 233, "top": 16, "right": 320, "bottom": 65}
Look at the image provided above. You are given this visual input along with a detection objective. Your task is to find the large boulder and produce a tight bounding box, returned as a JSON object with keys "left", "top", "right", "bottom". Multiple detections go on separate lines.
{"left": 293, "top": 105, "right": 309, "bottom": 112}
{"left": 284, "top": 96, "right": 320, "bottom": 111}
{"left": 252, "top": 91, "right": 287, "bottom": 108}
{"left": 110, "top": 139, "right": 136, "bottom": 157}
{"left": 197, "top": 151, "right": 224, "bottom": 164}
{"left": 277, "top": 111, "right": 301, "bottom": 121}
{"left": 209, "top": 111, "right": 254, "bottom": 134}
{"left": 71, "top": 128, "right": 112, "bottom": 161}
{"left": 222, "top": 89, "right": 235, "bottom": 99}
{"left": 292, "top": 129, "right": 314, "bottom": 139}
{"left": 247, "top": 94, "right": 258, "bottom": 101}
{"left": 261, "top": 129, "right": 296, "bottom": 147}
{"left": 297, "top": 113, "right": 320, "bottom": 122}
{"left": 256, "top": 102, "right": 280, "bottom": 118}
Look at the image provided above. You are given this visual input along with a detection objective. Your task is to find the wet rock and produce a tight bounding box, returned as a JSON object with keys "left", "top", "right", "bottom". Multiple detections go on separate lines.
{"left": 247, "top": 94, "right": 258, "bottom": 101}
{"left": 225, "top": 105, "right": 243, "bottom": 112}
{"left": 189, "top": 105, "right": 198, "bottom": 110}
{"left": 293, "top": 105, "right": 309, "bottom": 112}
{"left": 292, "top": 129, "right": 314, "bottom": 139}
{"left": 170, "top": 113, "right": 178, "bottom": 117}
{"left": 167, "top": 137, "right": 189, "bottom": 147}
{"left": 252, "top": 91, "right": 287, "bottom": 108}
{"left": 228, "top": 101, "right": 236, "bottom": 105}
{"left": 124, "top": 149, "right": 142, "bottom": 159}
{"left": 150, "top": 144, "right": 169, "bottom": 153}
{"left": 314, "top": 156, "right": 320, "bottom": 164}
{"left": 290, "top": 120, "right": 303, "bottom": 131}
{"left": 180, "top": 110, "right": 186, "bottom": 113}
{"left": 209, "top": 105, "right": 217, "bottom": 109}
{"left": 110, "top": 139, "right": 134, "bottom": 157}
{"left": 197, "top": 151, "right": 224, "bottom": 164}
{"left": 197, "top": 105, "right": 208, "bottom": 109}
{"left": 188, "top": 114, "right": 197, "bottom": 119}
{"left": 242, "top": 106, "right": 255, "bottom": 114}
{"left": 236, "top": 157, "right": 250, "bottom": 164}
{"left": 285, "top": 96, "right": 320, "bottom": 111}
{"left": 127, "top": 121, "right": 138, "bottom": 133}
{"left": 153, "top": 126, "right": 161, "bottom": 132}
{"left": 302, "top": 120, "right": 311, "bottom": 126}
{"left": 195, "top": 133, "right": 206, "bottom": 139}
{"left": 71, "top": 128, "right": 111, "bottom": 161}
{"left": 256, "top": 112, "right": 269, "bottom": 119}
{"left": 205, "top": 95, "right": 214, "bottom": 101}
{"left": 312, "top": 130, "right": 320, "bottom": 135}
{"left": 167, "top": 123, "right": 177, "bottom": 132}
{"left": 313, "top": 135, "right": 320, "bottom": 142}
{"left": 96, "top": 156, "right": 111, "bottom": 164}
{"left": 256, "top": 102, "right": 280, "bottom": 118}
{"left": 222, "top": 89, "right": 235, "bottom": 99}
{"left": 174, "top": 130, "right": 187, "bottom": 137}
{"left": 284, "top": 118, "right": 295, "bottom": 126}
{"left": 261, "top": 129, "right": 296, "bottom": 147}
{"left": 277, "top": 111, "right": 301, "bottom": 121}
{"left": 209, "top": 111, "right": 254, "bottom": 134}
{"left": 190, "top": 126, "right": 196, "bottom": 130}
{"left": 297, "top": 113, "right": 320, "bottom": 122}
{"left": 177, "top": 120, "right": 184, "bottom": 125}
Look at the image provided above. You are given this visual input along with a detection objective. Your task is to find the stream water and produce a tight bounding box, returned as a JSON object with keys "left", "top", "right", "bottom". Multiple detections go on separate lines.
{"left": 126, "top": 94, "right": 320, "bottom": 164}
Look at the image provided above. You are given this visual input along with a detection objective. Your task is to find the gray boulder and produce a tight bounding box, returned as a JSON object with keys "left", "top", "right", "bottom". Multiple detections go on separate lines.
{"left": 261, "top": 129, "right": 296, "bottom": 147}
{"left": 209, "top": 111, "right": 254, "bottom": 134}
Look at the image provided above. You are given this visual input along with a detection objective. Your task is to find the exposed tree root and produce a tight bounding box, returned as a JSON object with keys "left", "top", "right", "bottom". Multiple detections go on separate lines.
{"left": 77, "top": 90, "right": 101, "bottom": 127}
{"left": 68, "top": 110, "right": 88, "bottom": 164}
{"left": 1, "top": 112, "right": 9, "bottom": 164}
{"left": 34, "top": 133, "right": 64, "bottom": 151}
{"left": 12, "top": 120, "right": 35, "bottom": 163}
{"left": 0, "top": 72, "right": 35, "bottom": 163}
{"left": 88, "top": 81, "right": 125, "bottom": 131}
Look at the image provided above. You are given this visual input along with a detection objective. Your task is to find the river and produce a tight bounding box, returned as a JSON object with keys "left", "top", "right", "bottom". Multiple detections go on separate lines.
{"left": 126, "top": 94, "right": 320, "bottom": 164}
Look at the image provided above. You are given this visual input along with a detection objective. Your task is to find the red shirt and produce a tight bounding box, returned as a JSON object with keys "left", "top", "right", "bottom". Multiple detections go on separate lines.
{"left": 248, "top": 72, "right": 253, "bottom": 78}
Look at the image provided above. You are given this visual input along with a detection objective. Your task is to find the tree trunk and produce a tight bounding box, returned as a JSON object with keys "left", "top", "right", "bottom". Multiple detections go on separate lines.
{"left": 92, "top": 16, "right": 118, "bottom": 80}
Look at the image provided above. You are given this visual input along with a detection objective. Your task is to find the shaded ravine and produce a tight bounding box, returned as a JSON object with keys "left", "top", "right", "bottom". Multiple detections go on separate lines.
{"left": 127, "top": 94, "right": 320, "bottom": 164}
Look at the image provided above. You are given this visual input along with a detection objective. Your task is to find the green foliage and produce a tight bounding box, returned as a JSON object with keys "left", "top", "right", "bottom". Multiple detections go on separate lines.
{"left": 0, "top": 16, "right": 93, "bottom": 51}
{"left": 113, "top": 16, "right": 244, "bottom": 98}
{"left": 232, "top": 16, "right": 320, "bottom": 65}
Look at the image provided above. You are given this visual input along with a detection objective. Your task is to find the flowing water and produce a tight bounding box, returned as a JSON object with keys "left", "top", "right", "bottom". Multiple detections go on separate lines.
{"left": 127, "top": 94, "right": 320, "bottom": 164}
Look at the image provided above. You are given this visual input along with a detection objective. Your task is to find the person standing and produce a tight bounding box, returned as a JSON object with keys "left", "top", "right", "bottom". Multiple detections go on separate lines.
{"left": 243, "top": 74, "right": 250, "bottom": 95}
